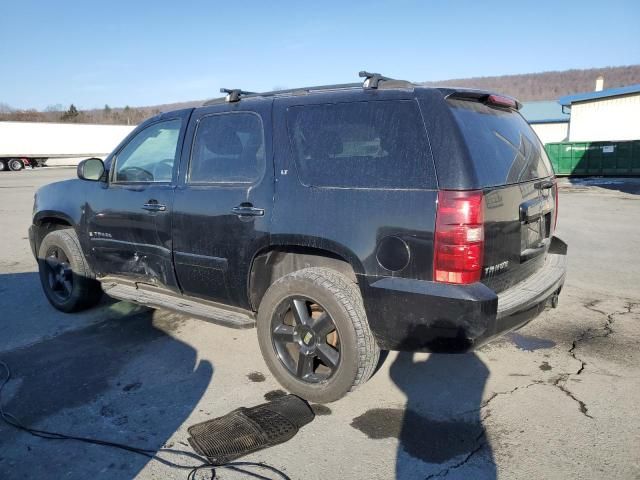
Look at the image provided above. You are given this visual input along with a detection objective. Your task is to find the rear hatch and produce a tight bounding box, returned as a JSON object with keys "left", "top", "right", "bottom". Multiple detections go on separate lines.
{"left": 446, "top": 94, "right": 557, "bottom": 293}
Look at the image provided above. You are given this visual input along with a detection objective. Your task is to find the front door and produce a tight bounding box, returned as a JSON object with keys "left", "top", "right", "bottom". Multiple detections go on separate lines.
{"left": 85, "top": 110, "right": 192, "bottom": 291}
{"left": 172, "top": 101, "right": 274, "bottom": 308}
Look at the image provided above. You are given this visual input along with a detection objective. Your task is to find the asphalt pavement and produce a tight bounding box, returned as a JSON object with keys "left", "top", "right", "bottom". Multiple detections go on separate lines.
{"left": 0, "top": 168, "right": 638, "bottom": 479}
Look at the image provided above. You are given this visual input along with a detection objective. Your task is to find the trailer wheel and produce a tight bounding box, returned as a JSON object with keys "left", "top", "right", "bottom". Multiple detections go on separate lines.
{"left": 8, "top": 159, "right": 24, "bottom": 171}
{"left": 0, "top": 160, "right": 7, "bottom": 171}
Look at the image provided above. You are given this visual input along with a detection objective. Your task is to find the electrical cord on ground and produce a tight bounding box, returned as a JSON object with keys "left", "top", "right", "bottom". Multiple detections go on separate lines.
{"left": 0, "top": 360, "right": 291, "bottom": 480}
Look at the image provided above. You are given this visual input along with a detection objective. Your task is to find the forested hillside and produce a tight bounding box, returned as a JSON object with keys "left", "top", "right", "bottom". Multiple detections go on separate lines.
{"left": 421, "top": 65, "right": 640, "bottom": 101}
{"left": 2, "top": 65, "right": 638, "bottom": 124}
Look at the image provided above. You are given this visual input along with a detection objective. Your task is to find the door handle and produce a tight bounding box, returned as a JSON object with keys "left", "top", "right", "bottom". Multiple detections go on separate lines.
{"left": 142, "top": 201, "right": 167, "bottom": 212}
{"left": 231, "top": 204, "right": 265, "bottom": 217}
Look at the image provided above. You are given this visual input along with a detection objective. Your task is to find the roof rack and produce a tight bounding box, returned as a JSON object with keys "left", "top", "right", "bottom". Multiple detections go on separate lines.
{"left": 359, "top": 71, "right": 394, "bottom": 89}
{"left": 220, "top": 88, "right": 256, "bottom": 103}
{"left": 204, "top": 71, "right": 408, "bottom": 105}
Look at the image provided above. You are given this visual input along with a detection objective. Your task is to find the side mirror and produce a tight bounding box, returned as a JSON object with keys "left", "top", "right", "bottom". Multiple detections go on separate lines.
{"left": 77, "top": 158, "right": 106, "bottom": 181}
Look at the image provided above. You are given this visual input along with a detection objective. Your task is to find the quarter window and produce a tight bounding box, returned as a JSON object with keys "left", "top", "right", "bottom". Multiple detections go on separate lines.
{"left": 286, "top": 100, "right": 435, "bottom": 189}
{"left": 189, "top": 113, "right": 265, "bottom": 183}
{"left": 114, "top": 119, "right": 181, "bottom": 183}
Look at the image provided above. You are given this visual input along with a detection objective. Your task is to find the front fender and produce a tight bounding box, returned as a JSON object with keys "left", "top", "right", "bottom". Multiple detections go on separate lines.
{"left": 31, "top": 179, "right": 96, "bottom": 256}
{"left": 33, "top": 179, "right": 86, "bottom": 227}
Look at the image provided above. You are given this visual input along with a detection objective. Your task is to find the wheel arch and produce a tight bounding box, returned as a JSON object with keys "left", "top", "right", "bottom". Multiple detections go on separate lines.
{"left": 248, "top": 244, "right": 361, "bottom": 311}
{"left": 32, "top": 214, "right": 75, "bottom": 257}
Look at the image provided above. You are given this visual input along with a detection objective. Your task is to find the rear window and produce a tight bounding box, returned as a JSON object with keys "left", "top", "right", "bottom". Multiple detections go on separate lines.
{"left": 286, "top": 100, "right": 435, "bottom": 189}
{"left": 448, "top": 99, "right": 553, "bottom": 186}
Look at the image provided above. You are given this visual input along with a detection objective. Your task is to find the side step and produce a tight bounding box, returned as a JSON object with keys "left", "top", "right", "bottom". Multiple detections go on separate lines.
{"left": 102, "top": 281, "right": 255, "bottom": 329}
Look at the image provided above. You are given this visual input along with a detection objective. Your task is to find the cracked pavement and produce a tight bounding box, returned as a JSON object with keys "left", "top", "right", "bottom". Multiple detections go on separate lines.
{"left": 0, "top": 170, "right": 639, "bottom": 479}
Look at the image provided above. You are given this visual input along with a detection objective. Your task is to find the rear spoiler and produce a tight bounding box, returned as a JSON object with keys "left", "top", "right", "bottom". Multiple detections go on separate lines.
{"left": 445, "top": 90, "right": 523, "bottom": 110}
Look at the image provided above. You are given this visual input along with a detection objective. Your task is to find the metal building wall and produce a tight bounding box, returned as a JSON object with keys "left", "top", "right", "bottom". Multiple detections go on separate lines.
{"left": 568, "top": 93, "right": 640, "bottom": 142}
{"left": 531, "top": 122, "right": 569, "bottom": 144}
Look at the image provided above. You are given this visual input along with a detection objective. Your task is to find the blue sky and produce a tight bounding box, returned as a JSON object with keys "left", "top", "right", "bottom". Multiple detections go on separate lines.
{"left": 1, "top": 0, "right": 639, "bottom": 110}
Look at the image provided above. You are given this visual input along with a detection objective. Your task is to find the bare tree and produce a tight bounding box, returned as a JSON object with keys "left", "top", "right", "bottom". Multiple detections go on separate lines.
{"left": 45, "top": 104, "right": 64, "bottom": 112}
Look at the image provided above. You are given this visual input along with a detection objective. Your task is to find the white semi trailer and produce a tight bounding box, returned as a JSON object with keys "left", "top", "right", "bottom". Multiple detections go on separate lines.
{"left": 0, "top": 121, "right": 135, "bottom": 171}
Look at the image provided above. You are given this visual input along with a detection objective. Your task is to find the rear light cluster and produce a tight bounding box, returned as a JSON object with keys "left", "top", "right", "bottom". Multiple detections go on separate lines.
{"left": 434, "top": 190, "right": 484, "bottom": 284}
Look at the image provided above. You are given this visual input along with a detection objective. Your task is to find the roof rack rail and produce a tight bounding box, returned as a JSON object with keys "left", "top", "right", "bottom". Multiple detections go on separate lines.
{"left": 359, "top": 71, "right": 393, "bottom": 89}
{"left": 204, "top": 84, "right": 361, "bottom": 106}
{"left": 203, "top": 72, "right": 409, "bottom": 106}
{"left": 220, "top": 88, "right": 256, "bottom": 103}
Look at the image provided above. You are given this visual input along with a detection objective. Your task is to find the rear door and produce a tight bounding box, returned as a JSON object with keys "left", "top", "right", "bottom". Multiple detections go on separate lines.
{"left": 172, "top": 100, "right": 273, "bottom": 308}
{"left": 446, "top": 97, "right": 557, "bottom": 292}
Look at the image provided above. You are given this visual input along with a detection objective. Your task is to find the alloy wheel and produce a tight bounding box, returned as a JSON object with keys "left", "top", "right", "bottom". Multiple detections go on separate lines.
{"left": 44, "top": 246, "right": 73, "bottom": 302}
{"left": 271, "top": 296, "right": 341, "bottom": 383}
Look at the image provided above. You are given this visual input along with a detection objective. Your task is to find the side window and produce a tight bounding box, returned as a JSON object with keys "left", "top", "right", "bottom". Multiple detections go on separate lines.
{"left": 286, "top": 100, "right": 435, "bottom": 189}
{"left": 189, "top": 113, "right": 264, "bottom": 183}
{"left": 113, "top": 119, "right": 182, "bottom": 183}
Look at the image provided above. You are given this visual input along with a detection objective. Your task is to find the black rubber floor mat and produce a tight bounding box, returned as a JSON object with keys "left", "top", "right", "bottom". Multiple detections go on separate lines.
{"left": 187, "top": 394, "right": 314, "bottom": 465}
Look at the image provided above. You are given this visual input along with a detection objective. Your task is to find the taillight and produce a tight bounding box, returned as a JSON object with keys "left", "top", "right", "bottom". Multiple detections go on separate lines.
{"left": 553, "top": 179, "right": 559, "bottom": 230}
{"left": 434, "top": 190, "right": 484, "bottom": 284}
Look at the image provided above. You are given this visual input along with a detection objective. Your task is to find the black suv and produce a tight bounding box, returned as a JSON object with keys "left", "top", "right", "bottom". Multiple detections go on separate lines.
{"left": 29, "top": 72, "right": 567, "bottom": 402}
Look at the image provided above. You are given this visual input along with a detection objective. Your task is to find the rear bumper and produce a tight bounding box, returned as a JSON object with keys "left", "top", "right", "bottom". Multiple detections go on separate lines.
{"left": 359, "top": 236, "right": 567, "bottom": 352}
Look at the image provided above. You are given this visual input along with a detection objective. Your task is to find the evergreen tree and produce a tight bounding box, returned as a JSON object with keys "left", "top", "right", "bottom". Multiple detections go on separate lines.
{"left": 61, "top": 104, "right": 79, "bottom": 121}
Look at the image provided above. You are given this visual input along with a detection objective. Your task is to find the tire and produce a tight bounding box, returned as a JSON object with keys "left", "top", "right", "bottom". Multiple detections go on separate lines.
{"left": 38, "top": 229, "right": 103, "bottom": 312}
{"left": 8, "top": 159, "right": 24, "bottom": 171}
{"left": 257, "top": 267, "right": 380, "bottom": 403}
{"left": 0, "top": 160, "right": 6, "bottom": 171}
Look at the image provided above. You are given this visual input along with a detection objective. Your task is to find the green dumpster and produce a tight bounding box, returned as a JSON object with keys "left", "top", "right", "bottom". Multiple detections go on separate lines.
{"left": 544, "top": 140, "right": 640, "bottom": 176}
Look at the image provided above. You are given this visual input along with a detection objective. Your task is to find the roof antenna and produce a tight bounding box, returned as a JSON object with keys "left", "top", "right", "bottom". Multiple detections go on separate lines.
{"left": 359, "top": 71, "right": 393, "bottom": 89}
{"left": 220, "top": 88, "right": 256, "bottom": 103}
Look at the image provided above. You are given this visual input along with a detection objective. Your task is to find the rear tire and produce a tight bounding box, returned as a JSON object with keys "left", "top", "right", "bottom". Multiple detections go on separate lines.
{"left": 8, "top": 159, "right": 24, "bottom": 171}
{"left": 0, "top": 160, "right": 7, "bottom": 171}
{"left": 38, "top": 229, "right": 103, "bottom": 312}
{"left": 257, "top": 267, "right": 380, "bottom": 403}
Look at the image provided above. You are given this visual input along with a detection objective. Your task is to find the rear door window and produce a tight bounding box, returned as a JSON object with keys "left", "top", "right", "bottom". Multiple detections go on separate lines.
{"left": 189, "top": 112, "right": 265, "bottom": 183}
{"left": 448, "top": 99, "right": 553, "bottom": 186}
{"left": 286, "top": 100, "right": 435, "bottom": 189}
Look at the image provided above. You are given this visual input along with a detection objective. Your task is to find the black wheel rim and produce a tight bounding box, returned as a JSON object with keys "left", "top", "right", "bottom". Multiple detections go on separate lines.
{"left": 44, "top": 246, "right": 73, "bottom": 302}
{"left": 271, "top": 296, "right": 341, "bottom": 383}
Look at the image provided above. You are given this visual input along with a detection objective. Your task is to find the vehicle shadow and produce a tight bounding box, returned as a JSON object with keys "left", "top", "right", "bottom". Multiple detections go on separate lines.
{"left": 389, "top": 351, "right": 496, "bottom": 479}
{"left": 0, "top": 273, "right": 213, "bottom": 479}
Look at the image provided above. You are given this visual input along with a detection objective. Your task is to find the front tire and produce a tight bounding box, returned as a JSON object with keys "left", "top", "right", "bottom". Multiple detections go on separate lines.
{"left": 0, "top": 159, "right": 7, "bottom": 171}
{"left": 38, "top": 229, "right": 103, "bottom": 312}
{"left": 257, "top": 267, "right": 379, "bottom": 403}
